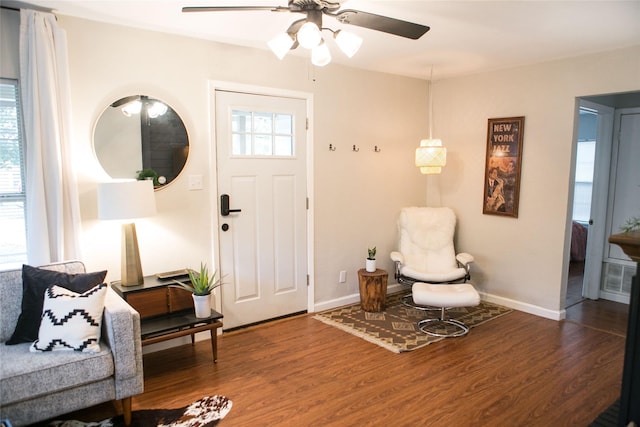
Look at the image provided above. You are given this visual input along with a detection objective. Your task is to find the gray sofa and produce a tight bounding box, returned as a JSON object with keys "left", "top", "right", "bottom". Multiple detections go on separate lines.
{"left": 0, "top": 261, "right": 143, "bottom": 426}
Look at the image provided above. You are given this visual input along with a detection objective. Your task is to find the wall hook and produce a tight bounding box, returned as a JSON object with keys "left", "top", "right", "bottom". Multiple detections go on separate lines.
{"left": 374, "top": 145, "right": 381, "bottom": 152}
{"left": 329, "top": 144, "right": 336, "bottom": 151}
{"left": 352, "top": 145, "right": 360, "bottom": 152}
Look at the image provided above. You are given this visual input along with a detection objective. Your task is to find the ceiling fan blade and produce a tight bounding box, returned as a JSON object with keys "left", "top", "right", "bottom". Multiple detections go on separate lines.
{"left": 182, "top": 6, "right": 290, "bottom": 13}
{"left": 334, "top": 9, "right": 430, "bottom": 40}
{"left": 111, "top": 95, "right": 141, "bottom": 108}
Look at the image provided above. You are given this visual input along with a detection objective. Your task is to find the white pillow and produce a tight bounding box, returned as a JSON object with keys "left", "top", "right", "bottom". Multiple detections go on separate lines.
{"left": 30, "top": 282, "right": 108, "bottom": 353}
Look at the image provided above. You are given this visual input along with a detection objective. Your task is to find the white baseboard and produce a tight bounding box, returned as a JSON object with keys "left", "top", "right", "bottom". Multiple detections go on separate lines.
{"left": 599, "top": 290, "right": 631, "bottom": 305}
{"left": 478, "top": 292, "right": 564, "bottom": 321}
{"left": 313, "top": 283, "right": 405, "bottom": 313}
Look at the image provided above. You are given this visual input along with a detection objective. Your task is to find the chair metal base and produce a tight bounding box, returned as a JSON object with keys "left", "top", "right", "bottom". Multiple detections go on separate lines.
{"left": 416, "top": 307, "right": 470, "bottom": 337}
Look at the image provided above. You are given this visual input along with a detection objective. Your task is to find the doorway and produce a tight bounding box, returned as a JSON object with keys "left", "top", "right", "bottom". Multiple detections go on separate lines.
{"left": 213, "top": 86, "right": 312, "bottom": 330}
{"left": 564, "top": 91, "right": 640, "bottom": 334}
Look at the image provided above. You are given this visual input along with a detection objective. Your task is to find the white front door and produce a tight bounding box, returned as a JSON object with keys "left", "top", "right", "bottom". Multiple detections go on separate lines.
{"left": 215, "top": 90, "right": 308, "bottom": 329}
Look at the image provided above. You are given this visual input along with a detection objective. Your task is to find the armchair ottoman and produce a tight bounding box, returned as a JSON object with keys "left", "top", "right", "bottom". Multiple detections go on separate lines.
{"left": 412, "top": 282, "right": 480, "bottom": 337}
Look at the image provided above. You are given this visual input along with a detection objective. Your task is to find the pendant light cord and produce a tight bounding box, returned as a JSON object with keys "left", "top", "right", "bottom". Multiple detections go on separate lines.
{"left": 428, "top": 65, "right": 434, "bottom": 140}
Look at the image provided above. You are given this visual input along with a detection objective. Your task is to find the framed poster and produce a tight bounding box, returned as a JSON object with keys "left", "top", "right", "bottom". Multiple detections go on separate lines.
{"left": 483, "top": 116, "right": 524, "bottom": 217}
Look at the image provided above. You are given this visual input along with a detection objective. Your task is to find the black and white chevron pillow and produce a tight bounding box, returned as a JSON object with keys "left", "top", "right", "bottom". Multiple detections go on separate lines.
{"left": 30, "top": 282, "right": 108, "bottom": 353}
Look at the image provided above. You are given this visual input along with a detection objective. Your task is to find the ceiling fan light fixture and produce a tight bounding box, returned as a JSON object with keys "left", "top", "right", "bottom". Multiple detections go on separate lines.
{"left": 334, "top": 30, "right": 362, "bottom": 58}
{"left": 147, "top": 101, "right": 168, "bottom": 118}
{"left": 268, "top": 32, "right": 295, "bottom": 59}
{"left": 311, "top": 40, "right": 331, "bottom": 67}
{"left": 121, "top": 100, "right": 142, "bottom": 117}
{"left": 297, "top": 21, "right": 322, "bottom": 49}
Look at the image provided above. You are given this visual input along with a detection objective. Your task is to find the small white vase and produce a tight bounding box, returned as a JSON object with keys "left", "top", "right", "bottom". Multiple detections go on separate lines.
{"left": 192, "top": 294, "right": 211, "bottom": 318}
{"left": 365, "top": 259, "right": 376, "bottom": 273}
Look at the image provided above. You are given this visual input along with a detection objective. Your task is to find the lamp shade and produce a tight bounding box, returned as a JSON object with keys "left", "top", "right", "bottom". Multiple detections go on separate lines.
{"left": 415, "top": 139, "right": 447, "bottom": 174}
{"left": 297, "top": 21, "right": 322, "bottom": 49}
{"left": 311, "top": 41, "right": 331, "bottom": 66}
{"left": 121, "top": 100, "right": 142, "bottom": 117}
{"left": 98, "top": 179, "right": 156, "bottom": 220}
{"left": 268, "top": 32, "right": 295, "bottom": 59}
{"left": 334, "top": 30, "right": 363, "bottom": 58}
{"left": 147, "top": 101, "right": 168, "bottom": 118}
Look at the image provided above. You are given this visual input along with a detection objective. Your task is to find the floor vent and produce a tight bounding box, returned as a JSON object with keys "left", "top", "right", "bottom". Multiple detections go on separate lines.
{"left": 601, "top": 261, "right": 634, "bottom": 296}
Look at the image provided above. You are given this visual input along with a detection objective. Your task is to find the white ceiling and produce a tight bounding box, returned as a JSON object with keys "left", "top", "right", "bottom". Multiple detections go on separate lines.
{"left": 15, "top": 0, "right": 640, "bottom": 80}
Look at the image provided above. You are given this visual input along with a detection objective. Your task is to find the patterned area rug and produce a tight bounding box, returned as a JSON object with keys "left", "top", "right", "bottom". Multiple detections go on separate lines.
{"left": 47, "top": 395, "right": 232, "bottom": 427}
{"left": 313, "top": 292, "right": 512, "bottom": 353}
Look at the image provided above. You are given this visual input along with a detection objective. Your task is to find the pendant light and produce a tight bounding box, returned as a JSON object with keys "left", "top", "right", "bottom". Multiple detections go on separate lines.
{"left": 415, "top": 67, "right": 446, "bottom": 174}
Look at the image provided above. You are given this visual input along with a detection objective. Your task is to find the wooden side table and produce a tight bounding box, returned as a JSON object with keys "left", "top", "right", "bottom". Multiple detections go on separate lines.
{"left": 357, "top": 268, "right": 388, "bottom": 312}
{"left": 112, "top": 275, "right": 224, "bottom": 363}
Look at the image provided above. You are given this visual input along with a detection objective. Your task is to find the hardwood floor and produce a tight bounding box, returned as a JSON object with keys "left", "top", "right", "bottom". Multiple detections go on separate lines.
{"left": 566, "top": 261, "right": 586, "bottom": 307}
{"left": 59, "top": 308, "right": 625, "bottom": 426}
{"left": 565, "top": 260, "right": 629, "bottom": 337}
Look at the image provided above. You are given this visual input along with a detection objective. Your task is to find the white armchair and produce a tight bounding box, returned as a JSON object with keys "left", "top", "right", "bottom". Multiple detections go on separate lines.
{"left": 390, "top": 207, "right": 473, "bottom": 286}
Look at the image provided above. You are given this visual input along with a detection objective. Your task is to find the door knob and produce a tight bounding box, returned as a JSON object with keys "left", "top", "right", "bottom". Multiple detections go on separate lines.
{"left": 220, "top": 194, "right": 242, "bottom": 216}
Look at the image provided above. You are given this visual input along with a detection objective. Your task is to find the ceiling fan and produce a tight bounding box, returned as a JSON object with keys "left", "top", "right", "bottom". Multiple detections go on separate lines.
{"left": 182, "top": 0, "right": 430, "bottom": 66}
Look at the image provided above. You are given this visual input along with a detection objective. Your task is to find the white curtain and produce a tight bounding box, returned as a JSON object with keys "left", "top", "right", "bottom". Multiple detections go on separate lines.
{"left": 19, "top": 9, "right": 82, "bottom": 265}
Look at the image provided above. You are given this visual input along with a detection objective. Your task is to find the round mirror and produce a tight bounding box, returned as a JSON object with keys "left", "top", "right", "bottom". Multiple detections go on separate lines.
{"left": 94, "top": 95, "right": 189, "bottom": 189}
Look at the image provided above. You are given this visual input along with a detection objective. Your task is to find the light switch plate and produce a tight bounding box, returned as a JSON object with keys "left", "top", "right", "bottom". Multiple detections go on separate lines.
{"left": 188, "top": 175, "right": 203, "bottom": 190}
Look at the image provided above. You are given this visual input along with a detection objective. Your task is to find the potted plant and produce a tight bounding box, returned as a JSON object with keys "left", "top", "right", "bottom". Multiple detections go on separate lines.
{"left": 171, "top": 263, "right": 223, "bottom": 318}
{"left": 366, "top": 247, "right": 377, "bottom": 273}
{"left": 621, "top": 214, "right": 640, "bottom": 233}
{"left": 136, "top": 168, "right": 159, "bottom": 186}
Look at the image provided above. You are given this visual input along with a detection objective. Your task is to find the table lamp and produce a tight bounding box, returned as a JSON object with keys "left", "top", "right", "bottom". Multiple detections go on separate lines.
{"left": 97, "top": 179, "right": 156, "bottom": 286}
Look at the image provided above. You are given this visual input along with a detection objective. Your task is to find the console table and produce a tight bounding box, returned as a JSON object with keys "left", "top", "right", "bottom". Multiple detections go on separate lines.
{"left": 609, "top": 230, "right": 640, "bottom": 426}
{"left": 112, "top": 275, "right": 223, "bottom": 363}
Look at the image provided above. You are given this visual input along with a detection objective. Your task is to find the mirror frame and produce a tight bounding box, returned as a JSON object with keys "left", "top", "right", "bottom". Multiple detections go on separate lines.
{"left": 93, "top": 94, "right": 189, "bottom": 190}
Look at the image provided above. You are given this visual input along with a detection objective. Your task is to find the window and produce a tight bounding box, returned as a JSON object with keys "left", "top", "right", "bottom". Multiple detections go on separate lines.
{"left": 572, "top": 108, "right": 597, "bottom": 224}
{"left": 231, "top": 109, "right": 294, "bottom": 157}
{"left": 0, "top": 79, "right": 27, "bottom": 268}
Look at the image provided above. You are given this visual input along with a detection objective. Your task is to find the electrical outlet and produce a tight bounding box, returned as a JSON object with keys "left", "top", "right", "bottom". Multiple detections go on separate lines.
{"left": 339, "top": 270, "right": 347, "bottom": 283}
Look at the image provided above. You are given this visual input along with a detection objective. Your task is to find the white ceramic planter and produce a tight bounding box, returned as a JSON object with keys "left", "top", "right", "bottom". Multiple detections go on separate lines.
{"left": 365, "top": 259, "right": 376, "bottom": 273}
{"left": 192, "top": 294, "right": 212, "bottom": 318}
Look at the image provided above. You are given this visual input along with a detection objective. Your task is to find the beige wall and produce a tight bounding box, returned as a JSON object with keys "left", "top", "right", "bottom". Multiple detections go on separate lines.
{"left": 57, "top": 14, "right": 640, "bottom": 319}
{"left": 433, "top": 46, "right": 640, "bottom": 316}
{"left": 59, "top": 16, "right": 429, "bottom": 308}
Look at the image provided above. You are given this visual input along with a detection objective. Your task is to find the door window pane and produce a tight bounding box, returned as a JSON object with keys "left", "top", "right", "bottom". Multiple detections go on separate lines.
{"left": 232, "top": 110, "right": 251, "bottom": 132}
{"left": 254, "top": 135, "right": 273, "bottom": 155}
{"left": 275, "top": 114, "right": 292, "bottom": 134}
{"left": 275, "top": 136, "right": 293, "bottom": 156}
{"left": 230, "top": 109, "right": 295, "bottom": 157}
{"left": 253, "top": 112, "right": 272, "bottom": 133}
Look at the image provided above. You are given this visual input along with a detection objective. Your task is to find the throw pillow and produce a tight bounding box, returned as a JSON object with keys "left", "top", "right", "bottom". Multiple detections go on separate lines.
{"left": 30, "top": 282, "right": 108, "bottom": 353}
{"left": 6, "top": 265, "right": 107, "bottom": 345}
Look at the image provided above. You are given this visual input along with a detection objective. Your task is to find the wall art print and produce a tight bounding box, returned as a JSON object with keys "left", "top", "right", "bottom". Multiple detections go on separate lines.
{"left": 483, "top": 116, "right": 524, "bottom": 218}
